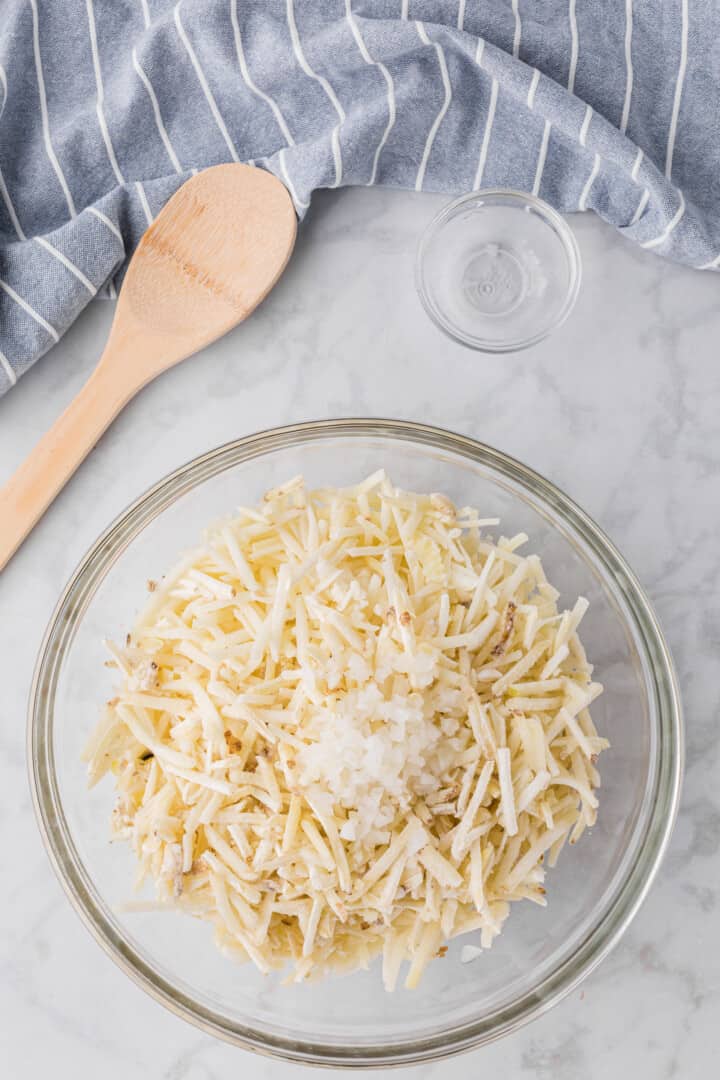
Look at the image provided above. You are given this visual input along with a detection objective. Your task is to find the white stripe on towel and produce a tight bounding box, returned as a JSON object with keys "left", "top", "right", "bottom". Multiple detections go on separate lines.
{"left": 87, "top": 206, "right": 124, "bottom": 243}
{"left": 287, "top": 0, "right": 345, "bottom": 187}
{"left": 527, "top": 67, "right": 550, "bottom": 197}
{"left": 415, "top": 22, "right": 452, "bottom": 191}
{"left": 86, "top": 0, "right": 125, "bottom": 186}
{"left": 474, "top": 40, "right": 498, "bottom": 190}
{"left": 629, "top": 187, "right": 649, "bottom": 225}
{"left": 136, "top": 182, "right": 154, "bottom": 225}
{"left": 174, "top": 1, "right": 239, "bottom": 162}
{"left": 0, "top": 276, "right": 59, "bottom": 342}
{"left": 512, "top": 0, "right": 522, "bottom": 59}
{"left": 0, "top": 65, "right": 21, "bottom": 239}
{"left": 278, "top": 148, "right": 309, "bottom": 212}
{"left": 641, "top": 191, "right": 686, "bottom": 248}
{"left": 631, "top": 147, "right": 643, "bottom": 182}
{"left": 533, "top": 120, "right": 551, "bottom": 197}
{"left": 665, "top": 0, "right": 688, "bottom": 179}
{"left": 0, "top": 165, "right": 26, "bottom": 242}
{"left": 28, "top": 0, "right": 77, "bottom": 217}
{"left": 346, "top": 0, "right": 396, "bottom": 185}
{"left": 697, "top": 252, "right": 720, "bottom": 270}
{"left": 527, "top": 68, "right": 540, "bottom": 109}
{"left": 231, "top": 0, "right": 294, "bottom": 148}
{"left": 457, "top": 0, "right": 466, "bottom": 31}
{"left": 133, "top": 48, "right": 183, "bottom": 172}
{"left": 568, "top": 0, "right": 578, "bottom": 94}
{"left": 578, "top": 153, "right": 600, "bottom": 210}
{"left": 620, "top": 0, "right": 633, "bottom": 134}
{"left": 0, "top": 349, "right": 16, "bottom": 386}
{"left": 579, "top": 104, "right": 592, "bottom": 147}
{"left": 474, "top": 81, "right": 498, "bottom": 189}
{"left": 35, "top": 237, "right": 97, "bottom": 295}
{"left": 139, "top": 0, "right": 151, "bottom": 28}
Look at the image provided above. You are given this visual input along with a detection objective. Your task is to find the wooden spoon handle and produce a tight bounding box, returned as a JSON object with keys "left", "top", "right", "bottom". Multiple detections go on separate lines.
{"left": 0, "top": 357, "right": 134, "bottom": 570}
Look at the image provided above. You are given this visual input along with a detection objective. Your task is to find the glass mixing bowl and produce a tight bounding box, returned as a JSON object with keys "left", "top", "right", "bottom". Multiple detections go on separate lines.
{"left": 29, "top": 419, "right": 682, "bottom": 1067}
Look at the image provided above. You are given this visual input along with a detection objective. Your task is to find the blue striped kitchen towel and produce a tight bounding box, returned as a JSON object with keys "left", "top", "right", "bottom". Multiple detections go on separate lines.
{"left": 0, "top": 1, "right": 717, "bottom": 394}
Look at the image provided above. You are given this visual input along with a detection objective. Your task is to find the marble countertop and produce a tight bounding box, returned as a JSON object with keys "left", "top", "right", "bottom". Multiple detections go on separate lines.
{"left": 1, "top": 188, "right": 718, "bottom": 1079}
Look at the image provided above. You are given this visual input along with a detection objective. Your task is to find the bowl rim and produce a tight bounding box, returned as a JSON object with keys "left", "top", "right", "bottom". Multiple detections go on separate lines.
{"left": 28, "top": 418, "right": 683, "bottom": 1068}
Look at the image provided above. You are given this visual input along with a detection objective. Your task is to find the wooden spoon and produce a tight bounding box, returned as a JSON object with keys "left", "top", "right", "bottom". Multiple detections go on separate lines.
{"left": 0, "top": 164, "right": 296, "bottom": 571}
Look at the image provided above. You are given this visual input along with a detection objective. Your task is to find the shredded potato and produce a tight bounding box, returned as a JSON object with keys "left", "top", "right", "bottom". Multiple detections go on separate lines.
{"left": 84, "top": 472, "right": 608, "bottom": 990}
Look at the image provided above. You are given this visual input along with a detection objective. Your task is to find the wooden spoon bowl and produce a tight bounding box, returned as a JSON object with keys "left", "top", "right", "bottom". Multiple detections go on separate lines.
{"left": 0, "top": 164, "right": 296, "bottom": 570}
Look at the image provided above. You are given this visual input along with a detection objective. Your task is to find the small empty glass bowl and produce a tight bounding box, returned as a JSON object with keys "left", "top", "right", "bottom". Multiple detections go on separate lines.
{"left": 416, "top": 190, "right": 582, "bottom": 352}
{"left": 30, "top": 420, "right": 681, "bottom": 1067}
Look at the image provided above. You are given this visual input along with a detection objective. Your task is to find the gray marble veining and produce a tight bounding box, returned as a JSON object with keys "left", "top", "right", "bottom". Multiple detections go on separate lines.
{"left": 1, "top": 187, "right": 719, "bottom": 1078}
